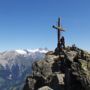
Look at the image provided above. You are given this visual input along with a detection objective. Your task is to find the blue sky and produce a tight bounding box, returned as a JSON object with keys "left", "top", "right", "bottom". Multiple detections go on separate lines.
{"left": 0, "top": 0, "right": 90, "bottom": 51}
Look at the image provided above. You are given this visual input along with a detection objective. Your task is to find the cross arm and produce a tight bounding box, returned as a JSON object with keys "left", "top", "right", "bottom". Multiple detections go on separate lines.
{"left": 52, "top": 25, "right": 65, "bottom": 31}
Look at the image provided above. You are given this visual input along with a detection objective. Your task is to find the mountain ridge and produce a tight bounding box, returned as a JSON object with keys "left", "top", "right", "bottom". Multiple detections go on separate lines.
{"left": 0, "top": 48, "right": 48, "bottom": 90}
{"left": 0, "top": 48, "right": 48, "bottom": 67}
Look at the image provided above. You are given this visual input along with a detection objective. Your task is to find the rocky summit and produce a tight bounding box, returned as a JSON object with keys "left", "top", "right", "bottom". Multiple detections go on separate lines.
{"left": 23, "top": 46, "right": 90, "bottom": 90}
{"left": 23, "top": 18, "right": 90, "bottom": 90}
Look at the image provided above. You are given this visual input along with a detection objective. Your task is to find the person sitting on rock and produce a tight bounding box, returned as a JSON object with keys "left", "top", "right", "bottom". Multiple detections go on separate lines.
{"left": 60, "top": 36, "right": 65, "bottom": 49}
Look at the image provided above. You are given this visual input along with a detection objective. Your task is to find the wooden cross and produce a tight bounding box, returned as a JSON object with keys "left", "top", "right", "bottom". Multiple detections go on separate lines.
{"left": 52, "top": 17, "right": 65, "bottom": 50}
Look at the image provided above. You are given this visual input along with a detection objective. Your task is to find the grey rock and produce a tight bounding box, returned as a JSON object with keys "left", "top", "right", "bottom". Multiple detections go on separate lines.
{"left": 45, "top": 55, "right": 59, "bottom": 64}
{"left": 71, "top": 59, "right": 90, "bottom": 90}
{"left": 32, "top": 59, "right": 52, "bottom": 79}
{"left": 23, "top": 47, "right": 90, "bottom": 90}
{"left": 38, "top": 86, "right": 53, "bottom": 90}
{"left": 23, "top": 76, "right": 36, "bottom": 90}
{"left": 56, "top": 73, "right": 65, "bottom": 85}
{"left": 65, "top": 51, "right": 78, "bottom": 62}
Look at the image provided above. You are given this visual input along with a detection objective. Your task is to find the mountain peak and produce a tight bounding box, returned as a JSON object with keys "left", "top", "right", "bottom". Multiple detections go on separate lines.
{"left": 15, "top": 48, "right": 48, "bottom": 54}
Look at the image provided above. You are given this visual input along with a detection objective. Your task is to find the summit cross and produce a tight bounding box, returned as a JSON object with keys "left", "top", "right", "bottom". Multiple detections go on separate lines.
{"left": 52, "top": 17, "right": 65, "bottom": 51}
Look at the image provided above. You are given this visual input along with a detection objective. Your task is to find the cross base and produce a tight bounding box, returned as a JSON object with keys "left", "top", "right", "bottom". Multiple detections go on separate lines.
{"left": 54, "top": 42, "right": 65, "bottom": 56}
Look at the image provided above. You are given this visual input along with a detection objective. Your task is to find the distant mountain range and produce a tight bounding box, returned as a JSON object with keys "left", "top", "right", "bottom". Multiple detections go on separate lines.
{"left": 0, "top": 48, "right": 48, "bottom": 90}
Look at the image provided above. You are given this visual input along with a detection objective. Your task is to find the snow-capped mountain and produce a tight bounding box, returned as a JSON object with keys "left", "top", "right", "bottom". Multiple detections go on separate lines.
{"left": 0, "top": 48, "right": 48, "bottom": 90}
{"left": 16, "top": 48, "right": 48, "bottom": 54}
{"left": 0, "top": 48, "right": 48, "bottom": 66}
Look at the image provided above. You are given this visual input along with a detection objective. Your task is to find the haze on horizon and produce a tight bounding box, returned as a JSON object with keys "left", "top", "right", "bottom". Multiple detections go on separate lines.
{"left": 0, "top": 0, "right": 90, "bottom": 51}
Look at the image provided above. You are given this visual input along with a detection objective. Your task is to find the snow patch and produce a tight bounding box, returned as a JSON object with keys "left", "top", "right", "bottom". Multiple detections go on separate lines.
{"left": 15, "top": 50, "right": 27, "bottom": 54}
{"left": 27, "top": 49, "right": 48, "bottom": 53}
